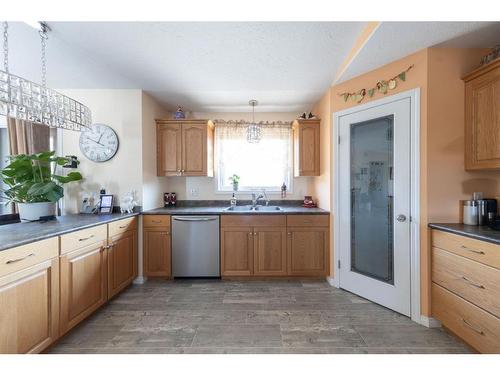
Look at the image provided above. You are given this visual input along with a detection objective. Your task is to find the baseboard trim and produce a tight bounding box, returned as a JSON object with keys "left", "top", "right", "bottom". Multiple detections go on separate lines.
{"left": 420, "top": 315, "right": 441, "bottom": 328}
{"left": 326, "top": 276, "right": 339, "bottom": 288}
{"left": 133, "top": 276, "right": 147, "bottom": 285}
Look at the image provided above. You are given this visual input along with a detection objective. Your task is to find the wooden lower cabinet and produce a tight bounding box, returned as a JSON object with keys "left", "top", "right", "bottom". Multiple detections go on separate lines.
{"left": 288, "top": 227, "right": 329, "bottom": 276}
{"left": 254, "top": 228, "right": 287, "bottom": 276}
{"left": 144, "top": 228, "right": 171, "bottom": 277}
{"left": 221, "top": 227, "right": 254, "bottom": 276}
{"left": 59, "top": 241, "right": 108, "bottom": 334}
{"left": 108, "top": 229, "right": 137, "bottom": 298}
{"left": 0, "top": 257, "right": 59, "bottom": 353}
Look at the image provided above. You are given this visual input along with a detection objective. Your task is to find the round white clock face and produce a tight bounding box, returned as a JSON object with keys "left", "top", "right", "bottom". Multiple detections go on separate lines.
{"left": 79, "top": 124, "right": 119, "bottom": 162}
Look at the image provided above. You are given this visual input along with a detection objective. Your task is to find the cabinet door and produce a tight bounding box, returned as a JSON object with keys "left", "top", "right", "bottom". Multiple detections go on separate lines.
{"left": 254, "top": 227, "right": 287, "bottom": 276}
{"left": 108, "top": 230, "right": 137, "bottom": 299}
{"left": 182, "top": 123, "right": 207, "bottom": 176}
{"left": 157, "top": 122, "right": 182, "bottom": 176}
{"left": 0, "top": 258, "right": 59, "bottom": 354}
{"left": 294, "top": 120, "right": 320, "bottom": 176}
{"left": 221, "top": 227, "right": 254, "bottom": 276}
{"left": 465, "top": 64, "right": 500, "bottom": 170}
{"left": 144, "top": 228, "right": 171, "bottom": 277}
{"left": 288, "top": 227, "right": 329, "bottom": 276}
{"left": 60, "top": 241, "right": 107, "bottom": 334}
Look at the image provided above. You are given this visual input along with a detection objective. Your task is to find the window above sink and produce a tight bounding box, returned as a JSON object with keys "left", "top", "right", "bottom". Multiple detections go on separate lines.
{"left": 216, "top": 123, "right": 292, "bottom": 192}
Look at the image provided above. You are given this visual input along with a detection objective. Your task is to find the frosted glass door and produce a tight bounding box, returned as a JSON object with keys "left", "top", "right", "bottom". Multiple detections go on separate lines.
{"left": 350, "top": 115, "right": 394, "bottom": 284}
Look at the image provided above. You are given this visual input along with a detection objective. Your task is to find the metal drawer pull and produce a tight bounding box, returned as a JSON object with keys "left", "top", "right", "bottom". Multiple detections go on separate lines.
{"left": 460, "top": 245, "right": 485, "bottom": 255}
{"left": 119, "top": 225, "right": 128, "bottom": 229}
{"left": 462, "top": 318, "right": 484, "bottom": 335}
{"left": 6, "top": 253, "right": 35, "bottom": 264}
{"left": 461, "top": 276, "right": 485, "bottom": 289}
{"left": 151, "top": 220, "right": 162, "bottom": 223}
{"left": 79, "top": 234, "right": 95, "bottom": 242}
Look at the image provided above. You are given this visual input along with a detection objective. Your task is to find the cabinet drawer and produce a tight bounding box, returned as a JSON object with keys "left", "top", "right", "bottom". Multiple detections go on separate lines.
{"left": 0, "top": 238, "right": 58, "bottom": 278}
{"left": 286, "top": 214, "right": 329, "bottom": 227}
{"left": 60, "top": 224, "right": 107, "bottom": 255}
{"left": 432, "top": 283, "right": 500, "bottom": 353}
{"left": 108, "top": 217, "right": 137, "bottom": 237}
{"left": 432, "top": 229, "right": 500, "bottom": 269}
{"left": 221, "top": 215, "right": 286, "bottom": 227}
{"left": 143, "top": 215, "right": 171, "bottom": 228}
{"left": 432, "top": 247, "right": 500, "bottom": 317}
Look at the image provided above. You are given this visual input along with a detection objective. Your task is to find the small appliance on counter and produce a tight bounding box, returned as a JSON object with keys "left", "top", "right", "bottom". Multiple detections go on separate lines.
{"left": 461, "top": 192, "right": 498, "bottom": 227}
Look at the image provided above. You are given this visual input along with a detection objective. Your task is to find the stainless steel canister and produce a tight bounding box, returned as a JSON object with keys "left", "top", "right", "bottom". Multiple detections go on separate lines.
{"left": 463, "top": 200, "right": 479, "bottom": 225}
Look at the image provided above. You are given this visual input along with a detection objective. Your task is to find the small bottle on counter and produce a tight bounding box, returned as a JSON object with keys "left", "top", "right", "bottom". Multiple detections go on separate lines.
{"left": 281, "top": 182, "right": 287, "bottom": 199}
{"left": 230, "top": 193, "right": 237, "bottom": 207}
{"left": 171, "top": 192, "right": 177, "bottom": 206}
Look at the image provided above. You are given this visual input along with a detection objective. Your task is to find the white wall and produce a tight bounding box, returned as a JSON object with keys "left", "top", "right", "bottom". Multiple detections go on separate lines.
{"left": 60, "top": 89, "right": 143, "bottom": 214}
{"left": 142, "top": 92, "right": 170, "bottom": 210}
{"left": 162, "top": 111, "right": 314, "bottom": 201}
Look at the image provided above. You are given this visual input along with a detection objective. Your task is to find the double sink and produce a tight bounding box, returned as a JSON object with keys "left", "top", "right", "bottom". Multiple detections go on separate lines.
{"left": 223, "top": 205, "right": 283, "bottom": 212}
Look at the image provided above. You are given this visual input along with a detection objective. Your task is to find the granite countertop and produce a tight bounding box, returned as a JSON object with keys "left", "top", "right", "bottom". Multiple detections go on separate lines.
{"left": 0, "top": 212, "right": 139, "bottom": 252}
{"left": 142, "top": 201, "right": 329, "bottom": 215}
{"left": 429, "top": 223, "right": 500, "bottom": 245}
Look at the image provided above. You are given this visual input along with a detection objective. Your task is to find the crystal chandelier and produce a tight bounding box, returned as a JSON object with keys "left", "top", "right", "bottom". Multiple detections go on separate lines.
{"left": 246, "top": 99, "right": 261, "bottom": 143}
{"left": 0, "top": 22, "right": 92, "bottom": 131}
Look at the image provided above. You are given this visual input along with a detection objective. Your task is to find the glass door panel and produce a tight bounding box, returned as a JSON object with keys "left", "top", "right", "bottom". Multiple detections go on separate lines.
{"left": 350, "top": 115, "right": 394, "bottom": 284}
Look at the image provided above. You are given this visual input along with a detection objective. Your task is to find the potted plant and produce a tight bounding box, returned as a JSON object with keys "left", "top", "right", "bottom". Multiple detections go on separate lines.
{"left": 0, "top": 151, "right": 82, "bottom": 221}
{"left": 228, "top": 174, "right": 240, "bottom": 191}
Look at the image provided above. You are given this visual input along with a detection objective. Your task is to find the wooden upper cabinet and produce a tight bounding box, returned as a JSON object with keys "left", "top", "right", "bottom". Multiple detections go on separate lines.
{"left": 293, "top": 119, "right": 320, "bottom": 176}
{"left": 464, "top": 59, "right": 500, "bottom": 170}
{"left": 0, "top": 241, "right": 59, "bottom": 354}
{"left": 156, "top": 119, "right": 214, "bottom": 177}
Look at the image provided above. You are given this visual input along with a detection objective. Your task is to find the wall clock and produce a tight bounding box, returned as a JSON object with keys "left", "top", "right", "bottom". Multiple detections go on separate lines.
{"left": 79, "top": 123, "right": 119, "bottom": 162}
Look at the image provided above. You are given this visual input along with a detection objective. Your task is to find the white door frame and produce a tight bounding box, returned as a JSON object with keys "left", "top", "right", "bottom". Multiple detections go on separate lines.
{"left": 330, "top": 88, "right": 421, "bottom": 325}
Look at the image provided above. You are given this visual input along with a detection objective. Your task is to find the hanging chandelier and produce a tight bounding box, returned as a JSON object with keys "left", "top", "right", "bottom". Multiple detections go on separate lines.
{"left": 246, "top": 99, "right": 261, "bottom": 143}
{"left": 0, "top": 22, "right": 91, "bottom": 131}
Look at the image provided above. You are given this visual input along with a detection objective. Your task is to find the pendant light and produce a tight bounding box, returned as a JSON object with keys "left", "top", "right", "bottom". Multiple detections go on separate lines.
{"left": 246, "top": 99, "right": 261, "bottom": 143}
{"left": 0, "top": 22, "right": 92, "bottom": 131}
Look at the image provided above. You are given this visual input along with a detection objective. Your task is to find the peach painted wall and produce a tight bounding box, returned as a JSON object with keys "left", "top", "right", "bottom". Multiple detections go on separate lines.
{"left": 315, "top": 47, "right": 496, "bottom": 317}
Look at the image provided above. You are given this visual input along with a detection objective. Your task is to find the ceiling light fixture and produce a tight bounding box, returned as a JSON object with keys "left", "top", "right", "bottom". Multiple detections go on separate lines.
{"left": 0, "top": 21, "right": 92, "bottom": 131}
{"left": 246, "top": 99, "right": 261, "bottom": 143}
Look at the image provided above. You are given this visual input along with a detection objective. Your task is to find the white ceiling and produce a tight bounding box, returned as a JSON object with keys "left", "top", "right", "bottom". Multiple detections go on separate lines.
{"left": 4, "top": 21, "right": 500, "bottom": 112}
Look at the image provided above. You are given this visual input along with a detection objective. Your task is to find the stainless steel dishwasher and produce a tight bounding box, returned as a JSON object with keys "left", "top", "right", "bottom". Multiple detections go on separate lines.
{"left": 171, "top": 215, "right": 220, "bottom": 277}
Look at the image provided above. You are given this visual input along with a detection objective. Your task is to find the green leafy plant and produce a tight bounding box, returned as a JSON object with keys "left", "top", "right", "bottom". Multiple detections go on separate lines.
{"left": 228, "top": 174, "right": 240, "bottom": 186}
{"left": 0, "top": 151, "right": 82, "bottom": 204}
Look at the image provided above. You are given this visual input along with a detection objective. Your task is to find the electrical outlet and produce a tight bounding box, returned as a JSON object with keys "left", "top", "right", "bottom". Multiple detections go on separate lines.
{"left": 190, "top": 188, "right": 199, "bottom": 197}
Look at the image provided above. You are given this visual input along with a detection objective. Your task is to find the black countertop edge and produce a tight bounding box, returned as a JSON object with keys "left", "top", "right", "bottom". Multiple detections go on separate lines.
{"left": 0, "top": 212, "right": 140, "bottom": 252}
{"left": 428, "top": 223, "right": 500, "bottom": 245}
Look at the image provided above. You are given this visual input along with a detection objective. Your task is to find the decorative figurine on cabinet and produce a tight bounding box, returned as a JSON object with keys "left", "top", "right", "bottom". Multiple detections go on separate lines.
{"left": 174, "top": 106, "right": 186, "bottom": 119}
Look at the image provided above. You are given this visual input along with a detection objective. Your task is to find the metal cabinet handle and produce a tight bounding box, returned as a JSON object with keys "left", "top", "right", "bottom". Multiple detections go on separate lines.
{"left": 164, "top": 231, "right": 170, "bottom": 235}
{"left": 6, "top": 253, "right": 35, "bottom": 264}
{"left": 461, "top": 276, "right": 485, "bottom": 289}
{"left": 462, "top": 318, "right": 484, "bottom": 335}
{"left": 460, "top": 245, "right": 485, "bottom": 255}
{"left": 173, "top": 217, "right": 217, "bottom": 222}
{"left": 151, "top": 220, "right": 162, "bottom": 224}
{"left": 119, "top": 225, "right": 128, "bottom": 229}
{"left": 287, "top": 232, "right": 292, "bottom": 236}
{"left": 78, "top": 234, "right": 94, "bottom": 242}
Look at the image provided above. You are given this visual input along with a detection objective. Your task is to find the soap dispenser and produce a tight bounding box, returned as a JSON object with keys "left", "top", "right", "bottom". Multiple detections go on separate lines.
{"left": 230, "top": 193, "right": 237, "bottom": 207}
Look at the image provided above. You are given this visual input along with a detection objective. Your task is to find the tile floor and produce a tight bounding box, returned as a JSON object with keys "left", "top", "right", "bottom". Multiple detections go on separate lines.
{"left": 47, "top": 279, "right": 470, "bottom": 354}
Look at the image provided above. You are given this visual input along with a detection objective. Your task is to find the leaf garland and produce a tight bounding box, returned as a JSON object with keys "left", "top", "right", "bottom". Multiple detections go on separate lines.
{"left": 339, "top": 65, "right": 414, "bottom": 104}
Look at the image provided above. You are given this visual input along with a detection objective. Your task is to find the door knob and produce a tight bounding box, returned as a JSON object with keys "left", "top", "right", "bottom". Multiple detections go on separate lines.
{"left": 396, "top": 214, "right": 407, "bottom": 222}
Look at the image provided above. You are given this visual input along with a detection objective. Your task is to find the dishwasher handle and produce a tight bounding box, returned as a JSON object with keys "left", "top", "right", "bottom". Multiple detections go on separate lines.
{"left": 172, "top": 216, "right": 218, "bottom": 222}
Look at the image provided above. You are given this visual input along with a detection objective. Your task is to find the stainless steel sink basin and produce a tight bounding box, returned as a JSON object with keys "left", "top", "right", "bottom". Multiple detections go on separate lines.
{"left": 253, "top": 206, "right": 283, "bottom": 211}
{"left": 223, "top": 205, "right": 254, "bottom": 212}
{"left": 222, "top": 205, "right": 283, "bottom": 212}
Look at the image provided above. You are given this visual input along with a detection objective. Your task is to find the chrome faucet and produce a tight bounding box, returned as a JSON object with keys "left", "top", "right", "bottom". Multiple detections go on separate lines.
{"left": 251, "top": 189, "right": 270, "bottom": 207}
